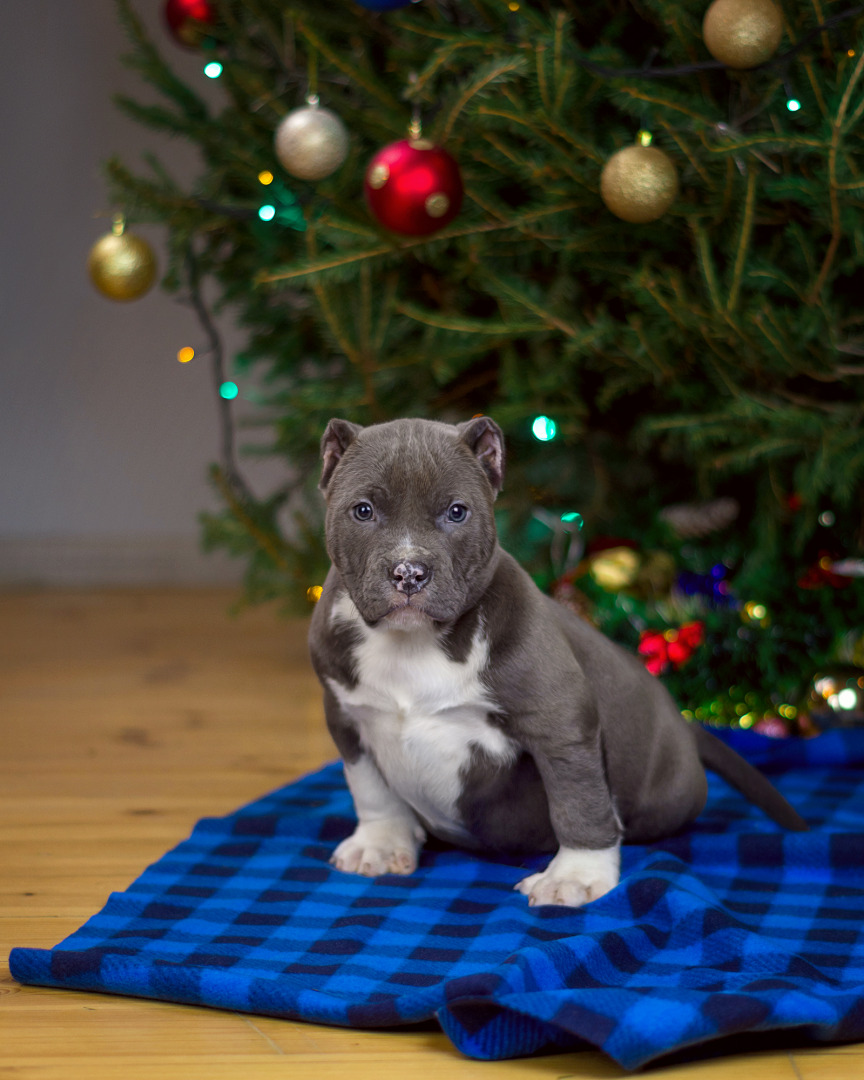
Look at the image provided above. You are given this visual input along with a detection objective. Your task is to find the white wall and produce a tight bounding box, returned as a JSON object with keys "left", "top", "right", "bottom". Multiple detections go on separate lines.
{"left": 0, "top": 1, "right": 282, "bottom": 585}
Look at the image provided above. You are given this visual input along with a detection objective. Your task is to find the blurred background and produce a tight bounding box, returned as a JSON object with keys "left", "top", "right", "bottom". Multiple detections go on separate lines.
{"left": 0, "top": 1, "right": 280, "bottom": 586}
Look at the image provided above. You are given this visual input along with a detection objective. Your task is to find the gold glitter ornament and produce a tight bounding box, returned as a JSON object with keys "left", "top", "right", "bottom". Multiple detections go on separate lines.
{"left": 87, "top": 217, "right": 157, "bottom": 302}
{"left": 702, "top": 0, "right": 784, "bottom": 70}
{"left": 600, "top": 144, "right": 678, "bottom": 223}
{"left": 589, "top": 547, "right": 641, "bottom": 591}
{"left": 274, "top": 100, "right": 349, "bottom": 182}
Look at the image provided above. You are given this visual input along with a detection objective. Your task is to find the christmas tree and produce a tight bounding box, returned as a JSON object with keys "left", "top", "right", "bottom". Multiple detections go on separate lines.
{"left": 101, "top": 0, "right": 864, "bottom": 731}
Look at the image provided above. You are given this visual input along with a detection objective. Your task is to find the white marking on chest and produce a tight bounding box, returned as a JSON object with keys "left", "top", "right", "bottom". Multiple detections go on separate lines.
{"left": 328, "top": 594, "right": 515, "bottom": 838}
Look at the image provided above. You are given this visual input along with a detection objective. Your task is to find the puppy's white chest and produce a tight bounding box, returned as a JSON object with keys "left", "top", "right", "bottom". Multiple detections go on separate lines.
{"left": 327, "top": 598, "right": 514, "bottom": 837}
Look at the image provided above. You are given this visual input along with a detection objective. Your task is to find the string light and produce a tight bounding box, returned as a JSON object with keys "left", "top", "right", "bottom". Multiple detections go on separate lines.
{"left": 561, "top": 511, "right": 584, "bottom": 528}
{"left": 258, "top": 204, "right": 276, "bottom": 221}
{"left": 786, "top": 97, "right": 802, "bottom": 112}
{"left": 177, "top": 346, "right": 195, "bottom": 363}
{"left": 203, "top": 61, "right": 223, "bottom": 79}
{"left": 532, "top": 415, "right": 557, "bottom": 441}
{"left": 258, "top": 170, "right": 274, "bottom": 185}
{"left": 219, "top": 381, "right": 239, "bottom": 400}
{"left": 307, "top": 585, "right": 323, "bottom": 603}
{"left": 637, "top": 129, "right": 653, "bottom": 147}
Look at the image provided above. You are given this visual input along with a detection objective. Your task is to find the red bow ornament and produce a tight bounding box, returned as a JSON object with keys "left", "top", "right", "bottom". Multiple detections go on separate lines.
{"left": 638, "top": 621, "right": 704, "bottom": 676}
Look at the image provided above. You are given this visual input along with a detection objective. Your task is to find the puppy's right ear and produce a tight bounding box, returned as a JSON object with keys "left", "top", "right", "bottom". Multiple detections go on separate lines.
{"left": 320, "top": 419, "right": 363, "bottom": 491}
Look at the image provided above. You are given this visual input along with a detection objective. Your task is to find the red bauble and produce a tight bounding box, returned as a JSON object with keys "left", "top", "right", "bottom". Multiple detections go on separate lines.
{"left": 364, "top": 139, "right": 463, "bottom": 237}
{"left": 163, "top": 0, "right": 217, "bottom": 48}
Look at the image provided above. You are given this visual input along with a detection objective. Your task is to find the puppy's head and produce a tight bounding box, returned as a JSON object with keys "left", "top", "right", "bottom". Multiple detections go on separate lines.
{"left": 319, "top": 417, "right": 504, "bottom": 628}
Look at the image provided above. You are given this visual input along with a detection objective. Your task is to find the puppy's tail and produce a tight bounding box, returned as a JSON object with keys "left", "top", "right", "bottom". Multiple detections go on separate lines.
{"left": 694, "top": 726, "right": 809, "bottom": 831}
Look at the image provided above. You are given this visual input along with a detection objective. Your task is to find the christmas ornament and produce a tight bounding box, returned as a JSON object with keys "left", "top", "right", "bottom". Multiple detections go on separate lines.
{"left": 163, "top": 0, "right": 216, "bottom": 48}
{"left": 600, "top": 144, "right": 678, "bottom": 224}
{"left": 365, "top": 138, "right": 463, "bottom": 237}
{"left": 532, "top": 508, "right": 585, "bottom": 573}
{"left": 660, "top": 496, "right": 739, "bottom": 538}
{"left": 677, "top": 564, "right": 734, "bottom": 605}
{"left": 274, "top": 99, "right": 350, "bottom": 182}
{"left": 753, "top": 716, "right": 790, "bottom": 738}
{"left": 797, "top": 553, "right": 852, "bottom": 590}
{"left": 87, "top": 217, "right": 157, "bottom": 302}
{"left": 702, "top": 0, "right": 784, "bottom": 70}
{"left": 589, "top": 546, "right": 641, "bottom": 591}
{"left": 638, "top": 622, "right": 705, "bottom": 677}
{"left": 800, "top": 666, "right": 864, "bottom": 729}
{"left": 826, "top": 558, "right": 864, "bottom": 579}
{"left": 551, "top": 569, "right": 595, "bottom": 623}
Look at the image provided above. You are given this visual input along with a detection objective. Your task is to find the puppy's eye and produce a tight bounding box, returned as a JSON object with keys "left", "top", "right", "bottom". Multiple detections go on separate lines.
{"left": 353, "top": 502, "right": 375, "bottom": 522}
{"left": 446, "top": 502, "right": 469, "bottom": 523}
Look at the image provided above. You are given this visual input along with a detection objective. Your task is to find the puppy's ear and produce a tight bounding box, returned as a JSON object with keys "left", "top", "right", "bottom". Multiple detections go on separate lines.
{"left": 320, "top": 419, "right": 363, "bottom": 491}
{"left": 457, "top": 416, "right": 505, "bottom": 495}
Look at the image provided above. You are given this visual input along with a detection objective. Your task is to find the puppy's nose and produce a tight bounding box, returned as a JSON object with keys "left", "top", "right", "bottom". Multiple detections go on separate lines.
{"left": 390, "top": 560, "right": 432, "bottom": 595}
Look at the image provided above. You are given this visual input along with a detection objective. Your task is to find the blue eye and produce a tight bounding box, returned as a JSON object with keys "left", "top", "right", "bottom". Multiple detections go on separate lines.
{"left": 447, "top": 502, "right": 469, "bottom": 523}
{"left": 353, "top": 502, "right": 374, "bottom": 522}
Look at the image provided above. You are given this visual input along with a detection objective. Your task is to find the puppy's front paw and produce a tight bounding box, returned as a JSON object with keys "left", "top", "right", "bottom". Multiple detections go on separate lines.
{"left": 331, "top": 820, "right": 424, "bottom": 877}
{"left": 516, "top": 845, "right": 620, "bottom": 908}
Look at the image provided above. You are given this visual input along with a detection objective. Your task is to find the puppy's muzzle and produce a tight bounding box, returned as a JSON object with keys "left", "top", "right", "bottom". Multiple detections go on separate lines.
{"left": 390, "top": 560, "right": 432, "bottom": 595}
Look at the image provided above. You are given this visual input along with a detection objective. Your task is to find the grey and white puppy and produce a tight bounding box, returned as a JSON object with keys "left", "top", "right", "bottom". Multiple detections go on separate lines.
{"left": 309, "top": 417, "right": 806, "bottom": 908}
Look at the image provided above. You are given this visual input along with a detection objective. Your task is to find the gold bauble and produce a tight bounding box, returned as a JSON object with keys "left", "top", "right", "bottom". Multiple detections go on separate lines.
{"left": 589, "top": 547, "right": 641, "bottom": 591}
{"left": 87, "top": 225, "right": 157, "bottom": 302}
{"left": 702, "top": 0, "right": 784, "bottom": 70}
{"left": 600, "top": 145, "right": 678, "bottom": 224}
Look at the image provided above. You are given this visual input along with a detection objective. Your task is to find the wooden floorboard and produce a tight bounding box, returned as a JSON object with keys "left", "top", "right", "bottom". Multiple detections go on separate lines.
{"left": 0, "top": 587, "right": 858, "bottom": 1078}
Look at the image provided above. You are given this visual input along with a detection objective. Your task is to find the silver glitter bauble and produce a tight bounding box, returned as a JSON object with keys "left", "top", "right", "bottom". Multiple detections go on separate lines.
{"left": 274, "top": 104, "right": 349, "bottom": 181}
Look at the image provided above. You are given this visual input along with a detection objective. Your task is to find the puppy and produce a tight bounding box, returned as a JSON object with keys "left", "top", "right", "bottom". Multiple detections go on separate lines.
{"left": 309, "top": 417, "right": 806, "bottom": 907}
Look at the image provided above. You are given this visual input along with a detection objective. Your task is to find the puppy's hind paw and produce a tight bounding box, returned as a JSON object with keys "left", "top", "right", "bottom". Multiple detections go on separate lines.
{"left": 330, "top": 820, "right": 424, "bottom": 878}
{"left": 516, "top": 845, "right": 620, "bottom": 908}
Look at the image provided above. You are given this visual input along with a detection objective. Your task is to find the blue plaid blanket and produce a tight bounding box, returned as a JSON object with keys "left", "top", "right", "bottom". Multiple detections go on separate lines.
{"left": 10, "top": 727, "right": 864, "bottom": 1069}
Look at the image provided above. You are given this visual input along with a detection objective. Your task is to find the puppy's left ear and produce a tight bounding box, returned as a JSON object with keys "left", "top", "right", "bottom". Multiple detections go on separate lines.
{"left": 458, "top": 416, "right": 505, "bottom": 495}
{"left": 320, "top": 418, "right": 363, "bottom": 491}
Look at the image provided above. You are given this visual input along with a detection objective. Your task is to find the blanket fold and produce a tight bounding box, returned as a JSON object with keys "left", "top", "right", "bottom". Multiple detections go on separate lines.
{"left": 10, "top": 727, "right": 864, "bottom": 1069}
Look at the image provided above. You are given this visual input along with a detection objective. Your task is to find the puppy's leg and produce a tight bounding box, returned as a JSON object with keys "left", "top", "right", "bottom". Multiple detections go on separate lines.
{"left": 332, "top": 754, "right": 427, "bottom": 877}
{"left": 515, "top": 724, "right": 622, "bottom": 908}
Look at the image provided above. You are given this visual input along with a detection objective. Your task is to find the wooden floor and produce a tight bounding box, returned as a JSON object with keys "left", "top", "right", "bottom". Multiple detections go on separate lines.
{"left": 1, "top": 588, "right": 861, "bottom": 1079}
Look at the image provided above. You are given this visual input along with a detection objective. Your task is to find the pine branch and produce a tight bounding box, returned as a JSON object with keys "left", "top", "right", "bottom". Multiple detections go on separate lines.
{"left": 726, "top": 169, "right": 758, "bottom": 313}
{"left": 809, "top": 47, "right": 864, "bottom": 302}
{"left": 689, "top": 222, "right": 723, "bottom": 311}
{"left": 256, "top": 200, "right": 583, "bottom": 284}
{"left": 435, "top": 55, "right": 530, "bottom": 143}
{"left": 114, "top": 0, "right": 209, "bottom": 121}
{"left": 295, "top": 19, "right": 402, "bottom": 113}
{"left": 397, "top": 302, "right": 546, "bottom": 335}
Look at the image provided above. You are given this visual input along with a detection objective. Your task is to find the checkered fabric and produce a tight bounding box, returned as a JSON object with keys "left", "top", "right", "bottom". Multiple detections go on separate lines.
{"left": 10, "top": 727, "right": 864, "bottom": 1069}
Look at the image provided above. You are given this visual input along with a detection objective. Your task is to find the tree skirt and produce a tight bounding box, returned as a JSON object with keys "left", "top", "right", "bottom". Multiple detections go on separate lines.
{"left": 10, "top": 728, "right": 864, "bottom": 1070}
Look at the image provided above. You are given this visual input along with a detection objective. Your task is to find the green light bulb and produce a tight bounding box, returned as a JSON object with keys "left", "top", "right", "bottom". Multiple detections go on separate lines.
{"left": 532, "top": 415, "right": 557, "bottom": 441}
